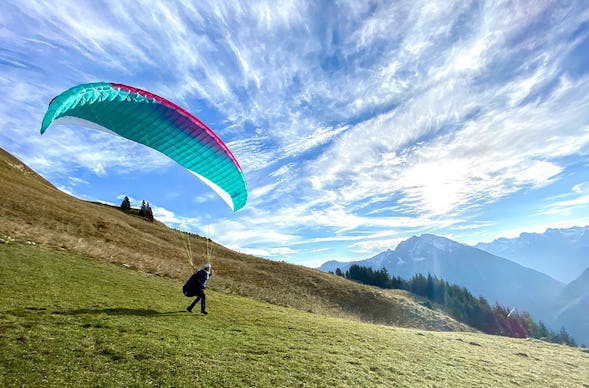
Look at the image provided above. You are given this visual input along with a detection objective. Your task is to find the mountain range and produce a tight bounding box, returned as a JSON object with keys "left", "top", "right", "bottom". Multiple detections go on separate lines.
{"left": 476, "top": 227, "right": 589, "bottom": 283}
{"left": 320, "top": 234, "right": 563, "bottom": 320}
{"left": 320, "top": 233, "right": 589, "bottom": 346}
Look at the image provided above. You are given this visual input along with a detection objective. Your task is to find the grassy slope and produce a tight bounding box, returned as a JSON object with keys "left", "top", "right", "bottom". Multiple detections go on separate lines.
{"left": 0, "top": 147, "right": 466, "bottom": 332}
{"left": 1, "top": 243, "right": 588, "bottom": 387}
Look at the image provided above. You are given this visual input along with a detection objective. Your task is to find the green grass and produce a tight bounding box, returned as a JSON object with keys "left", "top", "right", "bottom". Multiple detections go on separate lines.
{"left": 1, "top": 242, "right": 588, "bottom": 387}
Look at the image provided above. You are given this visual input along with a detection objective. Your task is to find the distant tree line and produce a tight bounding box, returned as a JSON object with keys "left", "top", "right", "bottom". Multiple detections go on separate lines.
{"left": 334, "top": 265, "right": 576, "bottom": 346}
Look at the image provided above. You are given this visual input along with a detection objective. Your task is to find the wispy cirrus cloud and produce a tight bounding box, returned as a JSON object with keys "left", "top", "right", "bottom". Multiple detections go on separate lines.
{"left": 152, "top": 206, "right": 203, "bottom": 232}
{"left": 542, "top": 183, "right": 589, "bottom": 216}
{"left": 298, "top": 0, "right": 589, "bottom": 223}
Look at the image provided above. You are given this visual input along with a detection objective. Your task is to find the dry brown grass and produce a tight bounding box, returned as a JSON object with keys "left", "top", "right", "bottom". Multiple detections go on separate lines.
{"left": 0, "top": 147, "right": 471, "bottom": 333}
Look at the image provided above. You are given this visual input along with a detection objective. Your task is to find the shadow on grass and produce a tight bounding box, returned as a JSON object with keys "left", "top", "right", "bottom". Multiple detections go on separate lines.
{"left": 52, "top": 308, "right": 187, "bottom": 317}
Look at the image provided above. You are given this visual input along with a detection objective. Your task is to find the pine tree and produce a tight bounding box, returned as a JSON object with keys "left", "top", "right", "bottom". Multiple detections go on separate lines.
{"left": 120, "top": 196, "right": 131, "bottom": 211}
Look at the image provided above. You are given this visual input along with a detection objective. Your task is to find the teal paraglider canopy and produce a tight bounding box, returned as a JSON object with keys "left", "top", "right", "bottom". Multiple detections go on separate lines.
{"left": 41, "top": 82, "right": 247, "bottom": 211}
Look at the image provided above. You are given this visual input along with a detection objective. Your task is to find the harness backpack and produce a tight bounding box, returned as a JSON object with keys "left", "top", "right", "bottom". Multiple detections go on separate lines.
{"left": 182, "top": 273, "right": 199, "bottom": 297}
{"left": 182, "top": 270, "right": 207, "bottom": 297}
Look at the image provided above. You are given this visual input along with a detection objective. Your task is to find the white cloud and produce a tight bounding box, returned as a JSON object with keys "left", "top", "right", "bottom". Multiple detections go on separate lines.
{"left": 69, "top": 176, "right": 90, "bottom": 186}
{"left": 542, "top": 183, "right": 589, "bottom": 216}
{"left": 152, "top": 206, "right": 202, "bottom": 232}
{"left": 297, "top": 1, "right": 589, "bottom": 224}
{"left": 283, "top": 125, "right": 349, "bottom": 157}
{"left": 239, "top": 246, "right": 297, "bottom": 258}
{"left": 226, "top": 137, "right": 277, "bottom": 172}
{"left": 349, "top": 238, "right": 405, "bottom": 255}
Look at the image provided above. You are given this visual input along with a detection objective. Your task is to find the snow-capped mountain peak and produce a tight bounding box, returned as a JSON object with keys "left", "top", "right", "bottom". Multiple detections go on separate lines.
{"left": 475, "top": 226, "right": 589, "bottom": 283}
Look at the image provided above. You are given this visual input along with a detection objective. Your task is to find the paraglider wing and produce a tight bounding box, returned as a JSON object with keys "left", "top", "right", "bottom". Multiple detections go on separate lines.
{"left": 40, "top": 82, "right": 247, "bottom": 211}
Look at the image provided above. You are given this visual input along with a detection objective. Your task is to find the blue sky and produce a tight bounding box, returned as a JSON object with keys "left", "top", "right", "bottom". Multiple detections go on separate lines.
{"left": 2, "top": 1, "right": 589, "bottom": 267}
